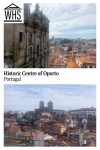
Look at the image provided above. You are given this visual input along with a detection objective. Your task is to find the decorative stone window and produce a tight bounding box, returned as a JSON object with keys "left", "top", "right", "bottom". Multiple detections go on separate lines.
{"left": 19, "top": 32, "right": 23, "bottom": 42}
{"left": 29, "top": 33, "right": 32, "bottom": 44}
{"left": 29, "top": 46, "right": 33, "bottom": 61}
{"left": 37, "top": 45, "right": 40, "bottom": 56}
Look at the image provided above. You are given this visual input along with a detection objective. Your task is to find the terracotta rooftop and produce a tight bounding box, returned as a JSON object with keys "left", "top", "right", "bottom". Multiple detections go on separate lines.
{"left": 9, "top": 126, "right": 20, "bottom": 134}
{"left": 88, "top": 52, "right": 96, "bottom": 56}
{"left": 78, "top": 57, "right": 95, "bottom": 64}
{"left": 23, "top": 131, "right": 37, "bottom": 138}
{"left": 67, "top": 59, "right": 79, "bottom": 68}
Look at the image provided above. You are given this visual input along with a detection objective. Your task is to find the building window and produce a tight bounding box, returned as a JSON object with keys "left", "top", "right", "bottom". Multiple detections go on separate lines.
{"left": 84, "top": 66, "right": 87, "bottom": 68}
{"left": 19, "top": 32, "right": 23, "bottom": 42}
{"left": 90, "top": 66, "right": 93, "bottom": 68}
{"left": 29, "top": 33, "right": 32, "bottom": 44}
{"left": 29, "top": 47, "right": 33, "bottom": 60}
{"left": 37, "top": 45, "right": 40, "bottom": 56}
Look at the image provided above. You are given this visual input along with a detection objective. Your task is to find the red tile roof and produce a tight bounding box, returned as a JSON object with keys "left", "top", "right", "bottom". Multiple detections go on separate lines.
{"left": 9, "top": 126, "right": 20, "bottom": 134}
{"left": 78, "top": 57, "right": 95, "bottom": 64}
{"left": 67, "top": 59, "right": 79, "bottom": 68}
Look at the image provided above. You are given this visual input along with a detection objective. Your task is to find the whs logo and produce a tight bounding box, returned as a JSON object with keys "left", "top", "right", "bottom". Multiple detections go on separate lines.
{"left": 4, "top": 3, "right": 22, "bottom": 22}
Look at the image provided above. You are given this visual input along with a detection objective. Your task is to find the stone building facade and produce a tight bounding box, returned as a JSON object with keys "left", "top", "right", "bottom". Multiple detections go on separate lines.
{"left": 4, "top": 3, "right": 49, "bottom": 68}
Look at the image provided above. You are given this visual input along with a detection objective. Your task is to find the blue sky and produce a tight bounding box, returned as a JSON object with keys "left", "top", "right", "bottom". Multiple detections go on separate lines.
{"left": 4, "top": 84, "right": 96, "bottom": 112}
{"left": 30, "top": 3, "right": 96, "bottom": 39}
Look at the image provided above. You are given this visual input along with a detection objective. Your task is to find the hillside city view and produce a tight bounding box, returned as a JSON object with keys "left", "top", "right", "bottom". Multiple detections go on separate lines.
{"left": 49, "top": 38, "right": 96, "bottom": 68}
{"left": 4, "top": 85, "right": 96, "bottom": 146}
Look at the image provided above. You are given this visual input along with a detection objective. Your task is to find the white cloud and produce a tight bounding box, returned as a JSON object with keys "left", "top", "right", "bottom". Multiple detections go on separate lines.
{"left": 4, "top": 85, "right": 96, "bottom": 112}
{"left": 30, "top": 3, "right": 96, "bottom": 38}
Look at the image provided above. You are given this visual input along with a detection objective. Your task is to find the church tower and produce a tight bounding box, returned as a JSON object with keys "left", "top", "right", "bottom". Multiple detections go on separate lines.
{"left": 48, "top": 101, "right": 53, "bottom": 112}
{"left": 35, "top": 3, "right": 40, "bottom": 13}
{"left": 39, "top": 100, "right": 44, "bottom": 111}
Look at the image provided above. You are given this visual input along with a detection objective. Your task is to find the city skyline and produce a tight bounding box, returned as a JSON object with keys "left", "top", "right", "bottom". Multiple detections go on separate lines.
{"left": 31, "top": 3, "right": 96, "bottom": 39}
{"left": 4, "top": 84, "right": 96, "bottom": 112}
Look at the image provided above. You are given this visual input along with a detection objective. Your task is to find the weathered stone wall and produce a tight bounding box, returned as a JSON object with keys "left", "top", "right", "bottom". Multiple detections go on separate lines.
{"left": 13, "top": 24, "right": 26, "bottom": 67}
{"left": 4, "top": 3, "right": 49, "bottom": 68}
{"left": 4, "top": 24, "right": 14, "bottom": 55}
